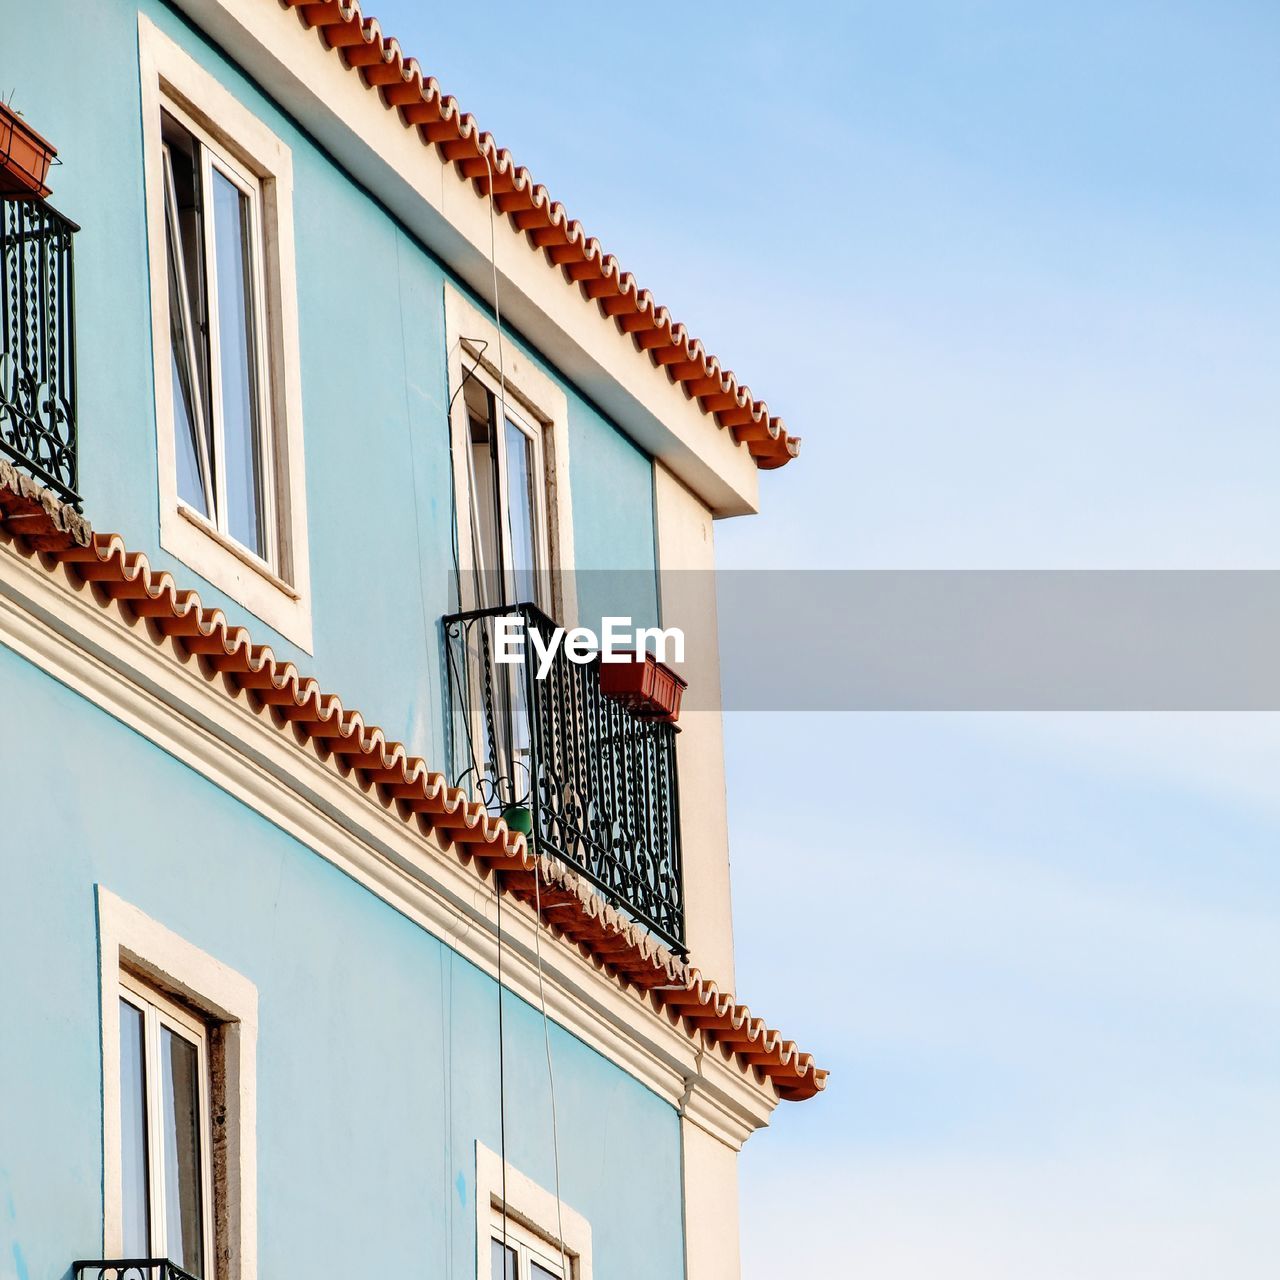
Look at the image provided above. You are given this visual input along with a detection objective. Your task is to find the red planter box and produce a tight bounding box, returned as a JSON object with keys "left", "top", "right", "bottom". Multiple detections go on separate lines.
{"left": 0, "top": 104, "right": 56, "bottom": 199}
{"left": 599, "top": 651, "right": 687, "bottom": 723}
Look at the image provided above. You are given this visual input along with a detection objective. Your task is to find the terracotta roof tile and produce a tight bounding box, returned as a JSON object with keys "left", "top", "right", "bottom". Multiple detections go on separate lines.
{"left": 275, "top": 0, "right": 800, "bottom": 472}
{"left": 0, "top": 461, "right": 825, "bottom": 1101}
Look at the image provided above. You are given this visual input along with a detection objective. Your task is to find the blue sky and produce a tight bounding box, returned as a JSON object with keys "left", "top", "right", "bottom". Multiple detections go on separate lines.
{"left": 370, "top": 3, "right": 1280, "bottom": 1273}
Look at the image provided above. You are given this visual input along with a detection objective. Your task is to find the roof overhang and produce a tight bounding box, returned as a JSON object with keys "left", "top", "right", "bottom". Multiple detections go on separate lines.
{"left": 166, "top": 0, "right": 783, "bottom": 516}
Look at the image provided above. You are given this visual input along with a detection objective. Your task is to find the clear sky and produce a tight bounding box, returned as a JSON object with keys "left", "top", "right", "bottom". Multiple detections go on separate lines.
{"left": 368, "top": 2, "right": 1280, "bottom": 1273}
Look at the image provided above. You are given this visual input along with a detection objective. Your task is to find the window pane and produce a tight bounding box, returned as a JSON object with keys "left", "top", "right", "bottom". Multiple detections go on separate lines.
{"left": 163, "top": 132, "right": 213, "bottom": 519}
{"left": 160, "top": 1026, "right": 205, "bottom": 1277}
{"left": 211, "top": 168, "right": 267, "bottom": 560}
{"left": 467, "top": 387, "right": 501, "bottom": 606}
{"left": 119, "top": 999, "right": 150, "bottom": 1256}
{"left": 491, "top": 1237, "right": 518, "bottom": 1280}
{"left": 170, "top": 347, "right": 208, "bottom": 516}
{"left": 503, "top": 418, "right": 542, "bottom": 788}
{"left": 530, "top": 1262, "right": 560, "bottom": 1280}
{"left": 503, "top": 418, "right": 539, "bottom": 606}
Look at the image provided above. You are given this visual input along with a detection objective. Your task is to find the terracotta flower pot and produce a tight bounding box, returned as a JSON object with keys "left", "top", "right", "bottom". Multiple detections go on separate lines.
{"left": 599, "top": 651, "right": 687, "bottom": 723}
{"left": 0, "top": 104, "right": 57, "bottom": 199}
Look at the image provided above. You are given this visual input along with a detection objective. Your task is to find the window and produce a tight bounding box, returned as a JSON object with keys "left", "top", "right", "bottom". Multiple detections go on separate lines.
{"left": 474, "top": 1143, "right": 592, "bottom": 1280}
{"left": 491, "top": 1214, "right": 568, "bottom": 1280}
{"left": 118, "top": 974, "right": 214, "bottom": 1276}
{"left": 444, "top": 292, "right": 581, "bottom": 823}
{"left": 462, "top": 370, "right": 552, "bottom": 612}
{"left": 98, "top": 886, "right": 259, "bottom": 1280}
{"left": 140, "top": 15, "right": 312, "bottom": 651}
{"left": 457, "top": 370, "right": 558, "bottom": 799}
{"left": 444, "top": 284, "right": 577, "bottom": 626}
{"left": 162, "top": 108, "right": 275, "bottom": 567}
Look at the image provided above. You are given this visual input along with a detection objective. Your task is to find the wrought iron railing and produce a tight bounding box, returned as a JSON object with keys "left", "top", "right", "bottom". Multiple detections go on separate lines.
{"left": 73, "top": 1262, "right": 200, "bottom": 1280}
{"left": 0, "top": 197, "right": 78, "bottom": 503}
{"left": 444, "top": 603, "right": 686, "bottom": 952}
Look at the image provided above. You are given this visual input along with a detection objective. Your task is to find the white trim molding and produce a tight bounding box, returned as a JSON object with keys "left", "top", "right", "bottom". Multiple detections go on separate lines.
{"left": 97, "top": 886, "right": 259, "bottom": 1279}
{"left": 0, "top": 532, "right": 776, "bottom": 1152}
{"left": 476, "top": 1142, "right": 592, "bottom": 1280}
{"left": 138, "top": 14, "right": 313, "bottom": 650}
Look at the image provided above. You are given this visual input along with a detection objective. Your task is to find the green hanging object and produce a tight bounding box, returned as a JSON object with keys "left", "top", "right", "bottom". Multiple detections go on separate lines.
{"left": 501, "top": 804, "right": 533, "bottom": 836}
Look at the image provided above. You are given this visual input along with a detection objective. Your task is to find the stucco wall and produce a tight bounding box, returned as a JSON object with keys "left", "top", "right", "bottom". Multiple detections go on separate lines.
{"left": 0, "top": 641, "right": 685, "bottom": 1279}
{"left": 682, "top": 1120, "right": 743, "bottom": 1280}
{"left": 654, "top": 465, "right": 735, "bottom": 984}
{"left": 0, "top": 0, "right": 658, "bottom": 765}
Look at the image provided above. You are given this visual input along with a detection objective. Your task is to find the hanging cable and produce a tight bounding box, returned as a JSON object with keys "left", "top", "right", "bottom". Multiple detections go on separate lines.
{"left": 480, "top": 145, "right": 571, "bottom": 1278}
{"left": 482, "top": 157, "right": 510, "bottom": 484}
{"left": 496, "top": 867, "right": 510, "bottom": 1269}
{"left": 486, "top": 154, "right": 511, "bottom": 615}
{"left": 531, "top": 865, "right": 570, "bottom": 1277}
{"left": 484, "top": 144, "right": 516, "bottom": 1279}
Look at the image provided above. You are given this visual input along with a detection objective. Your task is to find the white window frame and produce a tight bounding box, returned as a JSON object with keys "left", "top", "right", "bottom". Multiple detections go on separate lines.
{"left": 99, "top": 886, "right": 259, "bottom": 1280}
{"left": 139, "top": 14, "right": 312, "bottom": 651}
{"left": 118, "top": 971, "right": 217, "bottom": 1273}
{"left": 161, "top": 99, "right": 279, "bottom": 570}
{"left": 445, "top": 285, "right": 577, "bottom": 627}
{"left": 490, "top": 1209, "right": 568, "bottom": 1280}
{"left": 475, "top": 1142, "right": 592, "bottom": 1280}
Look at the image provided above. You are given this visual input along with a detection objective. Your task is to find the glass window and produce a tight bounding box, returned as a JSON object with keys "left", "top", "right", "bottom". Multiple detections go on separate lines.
{"left": 161, "top": 108, "right": 275, "bottom": 567}
{"left": 490, "top": 1219, "right": 567, "bottom": 1280}
{"left": 462, "top": 374, "right": 550, "bottom": 611}
{"left": 504, "top": 417, "right": 539, "bottom": 607}
{"left": 119, "top": 999, "right": 150, "bottom": 1256}
{"left": 119, "top": 979, "right": 213, "bottom": 1277}
{"left": 160, "top": 1026, "right": 206, "bottom": 1271}
{"left": 460, "top": 378, "right": 552, "bottom": 806}
{"left": 466, "top": 378, "right": 502, "bottom": 605}
{"left": 492, "top": 1237, "right": 519, "bottom": 1280}
{"left": 210, "top": 168, "right": 267, "bottom": 558}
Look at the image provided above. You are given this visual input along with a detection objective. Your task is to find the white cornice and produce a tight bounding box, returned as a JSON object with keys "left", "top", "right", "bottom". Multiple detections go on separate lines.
{"left": 163, "top": 0, "right": 760, "bottom": 518}
{"left": 0, "top": 537, "right": 776, "bottom": 1148}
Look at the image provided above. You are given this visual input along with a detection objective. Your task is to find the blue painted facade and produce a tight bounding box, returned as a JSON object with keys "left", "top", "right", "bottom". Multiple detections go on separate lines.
{"left": 2, "top": 0, "right": 661, "bottom": 761}
{"left": 0, "top": 644, "right": 684, "bottom": 1280}
{"left": 0, "top": 1, "right": 690, "bottom": 1276}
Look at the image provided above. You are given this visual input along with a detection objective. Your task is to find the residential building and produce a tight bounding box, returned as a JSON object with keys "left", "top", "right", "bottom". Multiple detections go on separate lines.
{"left": 0, "top": 3, "right": 824, "bottom": 1278}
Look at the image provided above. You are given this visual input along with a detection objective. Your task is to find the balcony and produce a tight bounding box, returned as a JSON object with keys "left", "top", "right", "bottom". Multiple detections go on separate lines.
{"left": 0, "top": 197, "right": 78, "bottom": 504}
{"left": 444, "top": 603, "right": 686, "bottom": 953}
{"left": 73, "top": 1263, "right": 200, "bottom": 1280}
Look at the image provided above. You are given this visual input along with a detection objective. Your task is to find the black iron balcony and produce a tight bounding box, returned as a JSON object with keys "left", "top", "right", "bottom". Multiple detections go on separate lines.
{"left": 0, "top": 197, "right": 78, "bottom": 504}
{"left": 73, "top": 1262, "right": 200, "bottom": 1280}
{"left": 444, "top": 603, "right": 686, "bottom": 953}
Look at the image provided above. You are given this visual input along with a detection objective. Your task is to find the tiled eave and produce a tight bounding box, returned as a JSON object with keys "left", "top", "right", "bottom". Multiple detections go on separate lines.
{"left": 0, "top": 462, "right": 826, "bottom": 1102}
{"left": 271, "top": 0, "right": 800, "bottom": 473}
